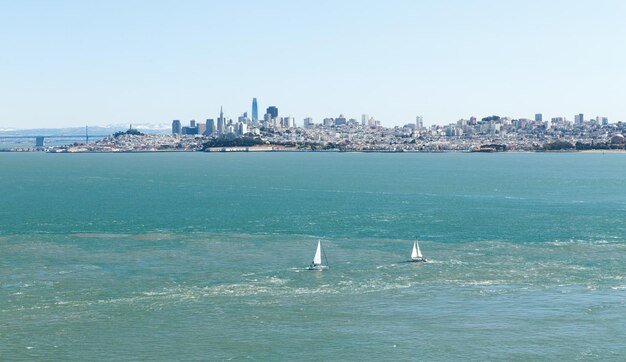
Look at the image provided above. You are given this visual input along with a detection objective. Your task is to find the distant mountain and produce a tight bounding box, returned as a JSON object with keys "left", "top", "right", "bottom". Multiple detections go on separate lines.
{"left": 0, "top": 124, "right": 170, "bottom": 136}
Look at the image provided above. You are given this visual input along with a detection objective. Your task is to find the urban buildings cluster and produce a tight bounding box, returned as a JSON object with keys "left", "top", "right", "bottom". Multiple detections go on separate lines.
{"left": 41, "top": 98, "right": 626, "bottom": 153}
{"left": 170, "top": 99, "right": 296, "bottom": 138}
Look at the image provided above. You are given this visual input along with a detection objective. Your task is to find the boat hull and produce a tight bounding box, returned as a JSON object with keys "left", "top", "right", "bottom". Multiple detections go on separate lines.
{"left": 410, "top": 258, "right": 427, "bottom": 263}
{"left": 306, "top": 265, "right": 329, "bottom": 271}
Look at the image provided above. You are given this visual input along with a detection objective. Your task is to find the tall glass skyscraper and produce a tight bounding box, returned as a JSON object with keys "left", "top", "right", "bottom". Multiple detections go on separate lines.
{"left": 251, "top": 98, "right": 258, "bottom": 123}
{"left": 266, "top": 106, "right": 278, "bottom": 119}
{"left": 171, "top": 120, "right": 182, "bottom": 135}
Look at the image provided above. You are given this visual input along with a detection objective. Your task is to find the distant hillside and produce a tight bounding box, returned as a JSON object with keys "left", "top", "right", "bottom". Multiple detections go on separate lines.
{"left": 0, "top": 123, "right": 170, "bottom": 136}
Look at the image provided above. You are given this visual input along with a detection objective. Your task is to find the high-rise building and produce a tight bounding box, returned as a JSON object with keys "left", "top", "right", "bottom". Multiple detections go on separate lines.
{"left": 535, "top": 113, "right": 542, "bottom": 122}
{"left": 206, "top": 119, "right": 215, "bottom": 135}
{"left": 575, "top": 113, "right": 584, "bottom": 124}
{"left": 335, "top": 114, "right": 347, "bottom": 126}
{"left": 266, "top": 106, "right": 278, "bottom": 119}
{"left": 545, "top": 119, "right": 552, "bottom": 129}
{"left": 217, "top": 106, "right": 226, "bottom": 133}
{"left": 238, "top": 112, "right": 249, "bottom": 124}
{"left": 594, "top": 116, "right": 609, "bottom": 125}
{"left": 172, "top": 120, "right": 182, "bottom": 135}
{"left": 182, "top": 119, "right": 199, "bottom": 135}
{"left": 304, "top": 117, "right": 314, "bottom": 128}
{"left": 361, "top": 114, "right": 369, "bottom": 126}
{"left": 416, "top": 116, "right": 424, "bottom": 129}
{"left": 280, "top": 116, "right": 295, "bottom": 128}
{"left": 252, "top": 98, "right": 258, "bottom": 123}
{"left": 197, "top": 123, "right": 206, "bottom": 135}
{"left": 181, "top": 126, "right": 197, "bottom": 135}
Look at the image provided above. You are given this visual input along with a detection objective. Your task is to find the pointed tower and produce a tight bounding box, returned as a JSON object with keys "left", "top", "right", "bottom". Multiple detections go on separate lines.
{"left": 251, "top": 98, "right": 258, "bottom": 123}
{"left": 217, "top": 106, "right": 225, "bottom": 133}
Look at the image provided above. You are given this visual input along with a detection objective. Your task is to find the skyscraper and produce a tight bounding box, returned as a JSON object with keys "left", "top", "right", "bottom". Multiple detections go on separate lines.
{"left": 280, "top": 116, "right": 295, "bottom": 128}
{"left": 251, "top": 98, "right": 258, "bottom": 123}
{"left": 266, "top": 106, "right": 278, "bottom": 119}
{"left": 535, "top": 113, "right": 542, "bottom": 122}
{"left": 575, "top": 113, "right": 584, "bottom": 124}
{"left": 361, "top": 114, "right": 369, "bottom": 126}
{"left": 181, "top": 120, "right": 199, "bottom": 135}
{"left": 335, "top": 114, "right": 347, "bottom": 125}
{"left": 172, "top": 120, "right": 182, "bottom": 135}
{"left": 217, "top": 106, "right": 226, "bottom": 133}
{"left": 206, "top": 119, "right": 215, "bottom": 135}
{"left": 415, "top": 116, "right": 423, "bottom": 129}
{"left": 304, "top": 117, "right": 314, "bottom": 128}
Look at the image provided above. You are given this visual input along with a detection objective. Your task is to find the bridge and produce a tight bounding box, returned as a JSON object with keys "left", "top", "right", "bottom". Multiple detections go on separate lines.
{"left": 0, "top": 134, "right": 109, "bottom": 147}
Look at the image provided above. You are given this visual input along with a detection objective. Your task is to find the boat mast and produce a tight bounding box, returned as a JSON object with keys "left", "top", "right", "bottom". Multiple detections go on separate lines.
{"left": 321, "top": 243, "right": 329, "bottom": 266}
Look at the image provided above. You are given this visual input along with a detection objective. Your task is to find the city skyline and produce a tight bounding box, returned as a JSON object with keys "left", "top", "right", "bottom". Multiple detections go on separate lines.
{"left": 2, "top": 1, "right": 626, "bottom": 129}
{"left": 0, "top": 99, "right": 620, "bottom": 132}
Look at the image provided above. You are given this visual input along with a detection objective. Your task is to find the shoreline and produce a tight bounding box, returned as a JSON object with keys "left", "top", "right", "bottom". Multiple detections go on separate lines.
{"left": 2, "top": 148, "right": 625, "bottom": 154}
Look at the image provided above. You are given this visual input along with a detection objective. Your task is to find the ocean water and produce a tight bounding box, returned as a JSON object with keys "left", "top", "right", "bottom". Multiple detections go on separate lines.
{"left": 1, "top": 152, "right": 625, "bottom": 360}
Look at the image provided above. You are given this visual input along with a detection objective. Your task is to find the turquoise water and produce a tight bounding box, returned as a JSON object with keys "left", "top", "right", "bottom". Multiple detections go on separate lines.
{"left": 1, "top": 152, "right": 625, "bottom": 360}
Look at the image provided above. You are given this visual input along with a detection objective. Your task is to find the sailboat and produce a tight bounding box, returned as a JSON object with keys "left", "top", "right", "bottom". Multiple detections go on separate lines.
{"left": 410, "top": 240, "right": 427, "bottom": 262}
{"left": 306, "top": 240, "right": 329, "bottom": 270}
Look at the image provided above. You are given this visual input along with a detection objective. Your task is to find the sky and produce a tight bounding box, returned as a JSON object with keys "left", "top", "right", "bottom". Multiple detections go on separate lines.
{"left": 1, "top": 0, "right": 626, "bottom": 129}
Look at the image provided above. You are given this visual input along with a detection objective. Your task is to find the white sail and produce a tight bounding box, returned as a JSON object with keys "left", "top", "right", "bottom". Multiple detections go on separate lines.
{"left": 411, "top": 241, "right": 419, "bottom": 259}
{"left": 415, "top": 241, "right": 423, "bottom": 258}
{"left": 411, "top": 241, "right": 424, "bottom": 260}
{"left": 313, "top": 240, "right": 322, "bottom": 265}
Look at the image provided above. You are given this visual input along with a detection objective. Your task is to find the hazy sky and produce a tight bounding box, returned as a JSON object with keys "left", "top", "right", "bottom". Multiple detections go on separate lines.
{"left": 1, "top": 0, "right": 626, "bottom": 128}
